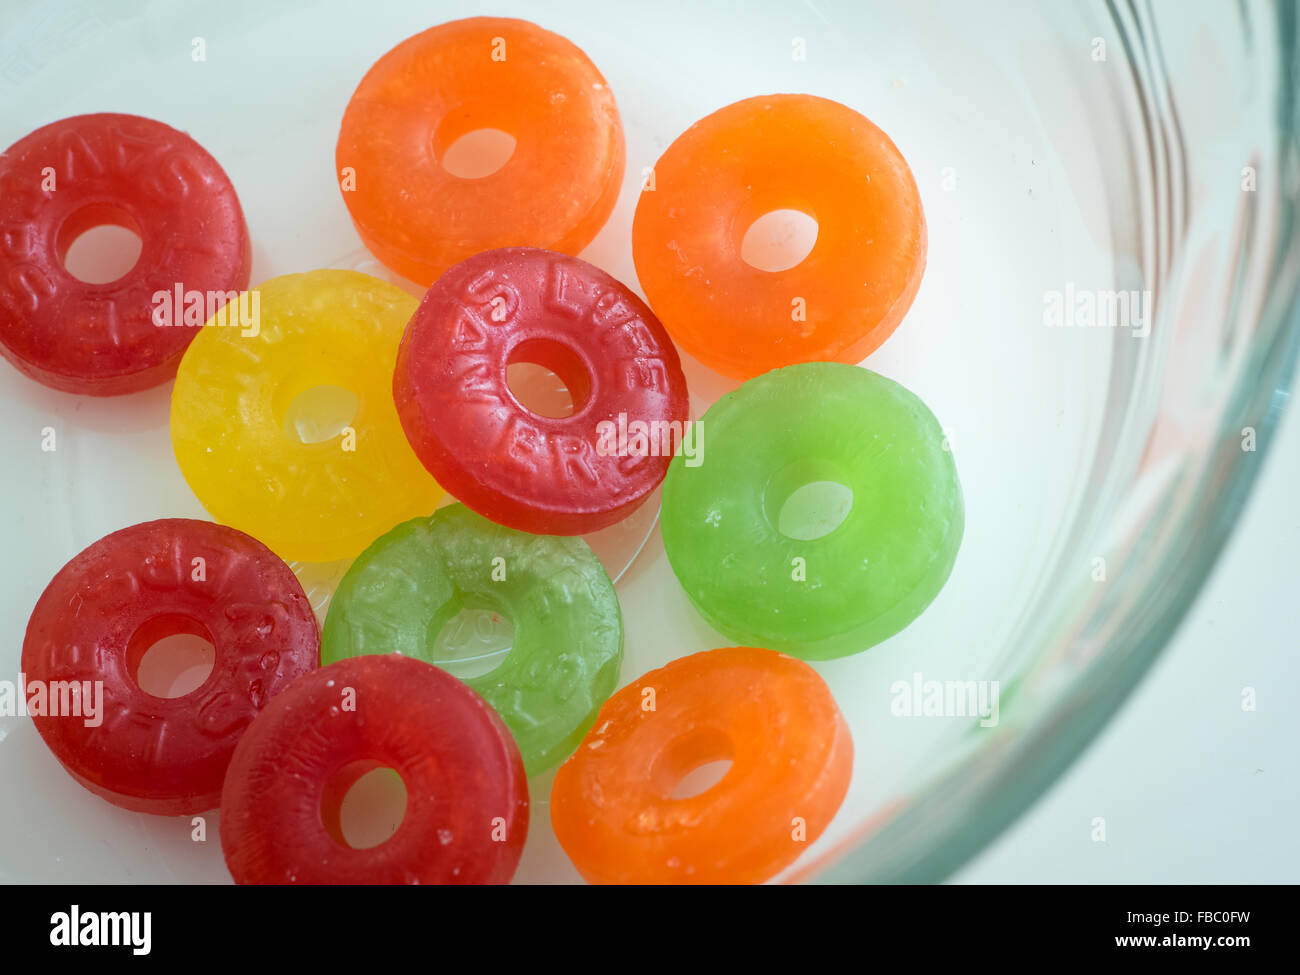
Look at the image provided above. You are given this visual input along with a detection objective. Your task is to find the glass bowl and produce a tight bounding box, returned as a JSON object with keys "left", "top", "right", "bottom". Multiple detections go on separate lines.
{"left": 0, "top": 0, "right": 1295, "bottom": 883}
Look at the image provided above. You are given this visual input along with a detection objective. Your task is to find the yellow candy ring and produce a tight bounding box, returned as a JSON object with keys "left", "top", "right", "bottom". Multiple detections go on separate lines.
{"left": 170, "top": 269, "right": 444, "bottom": 562}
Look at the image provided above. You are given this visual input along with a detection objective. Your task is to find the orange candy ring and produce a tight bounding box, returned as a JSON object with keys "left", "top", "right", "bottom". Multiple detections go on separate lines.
{"left": 632, "top": 94, "right": 926, "bottom": 380}
{"left": 336, "top": 17, "right": 625, "bottom": 286}
{"left": 550, "top": 646, "right": 853, "bottom": 884}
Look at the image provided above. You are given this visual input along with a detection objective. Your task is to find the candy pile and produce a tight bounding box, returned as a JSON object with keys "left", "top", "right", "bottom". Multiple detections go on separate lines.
{"left": 0, "top": 16, "right": 962, "bottom": 884}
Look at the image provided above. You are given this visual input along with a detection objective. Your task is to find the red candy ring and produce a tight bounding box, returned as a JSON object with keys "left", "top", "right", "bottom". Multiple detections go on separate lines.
{"left": 0, "top": 113, "right": 250, "bottom": 395}
{"left": 394, "top": 247, "right": 689, "bottom": 535}
{"left": 21, "top": 519, "right": 318, "bottom": 815}
{"left": 220, "top": 654, "right": 529, "bottom": 885}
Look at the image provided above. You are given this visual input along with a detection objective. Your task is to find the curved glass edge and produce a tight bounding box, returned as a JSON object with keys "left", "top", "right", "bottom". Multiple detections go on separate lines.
{"left": 805, "top": 0, "right": 1300, "bottom": 884}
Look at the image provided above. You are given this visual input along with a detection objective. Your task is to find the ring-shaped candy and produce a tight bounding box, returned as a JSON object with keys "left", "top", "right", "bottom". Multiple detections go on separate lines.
{"left": 550, "top": 646, "right": 853, "bottom": 885}
{"left": 336, "top": 17, "right": 624, "bottom": 285}
{"left": 170, "top": 269, "right": 445, "bottom": 563}
{"left": 660, "top": 362, "right": 963, "bottom": 659}
{"left": 0, "top": 113, "right": 250, "bottom": 394}
{"left": 220, "top": 654, "right": 529, "bottom": 884}
{"left": 394, "top": 247, "right": 688, "bottom": 535}
{"left": 321, "top": 503, "right": 623, "bottom": 775}
{"left": 632, "top": 94, "right": 925, "bottom": 380}
{"left": 21, "top": 519, "right": 318, "bottom": 815}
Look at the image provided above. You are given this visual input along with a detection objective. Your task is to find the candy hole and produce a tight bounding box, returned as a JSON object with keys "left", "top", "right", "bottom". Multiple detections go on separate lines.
{"left": 428, "top": 602, "right": 515, "bottom": 680}
{"left": 125, "top": 614, "right": 215, "bottom": 699}
{"left": 670, "top": 760, "right": 734, "bottom": 799}
{"left": 322, "top": 762, "right": 408, "bottom": 850}
{"left": 283, "top": 385, "right": 358, "bottom": 444}
{"left": 61, "top": 224, "right": 143, "bottom": 284}
{"left": 506, "top": 362, "right": 574, "bottom": 418}
{"left": 777, "top": 481, "right": 854, "bottom": 540}
{"left": 651, "top": 728, "right": 735, "bottom": 800}
{"left": 741, "top": 209, "right": 819, "bottom": 272}
{"left": 506, "top": 339, "right": 591, "bottom": 419}
{"left": 764, "top": 459, "right": 854, "bottom": 541}
{"left": 440, "top": 128, "right": 516, "bottom": 179}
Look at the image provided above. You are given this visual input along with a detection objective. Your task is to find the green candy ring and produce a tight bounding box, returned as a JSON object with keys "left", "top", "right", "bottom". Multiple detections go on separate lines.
{"left": 661, "top": 362, "right": 963, "bottom": 659}
{"left": 322, "top": 503, "right": 623, "bottom": 774}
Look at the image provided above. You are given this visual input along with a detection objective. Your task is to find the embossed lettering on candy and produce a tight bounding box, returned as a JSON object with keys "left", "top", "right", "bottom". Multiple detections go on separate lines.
{"left": 0, "top": 113, "right": 250, "bottom": 395}
{"left": 393, "top": 247, "right": 690, "bottom": 535}
{"left": 20, "top": 519, "right": 318, "bottom": 815}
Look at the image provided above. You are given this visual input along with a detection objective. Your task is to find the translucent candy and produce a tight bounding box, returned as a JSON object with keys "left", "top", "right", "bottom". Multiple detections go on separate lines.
{"left": 220, "top": 654, "right": 528, "bottom": 884}
{"left": 0, "top": 113, "right": 249, "bottom": 394}
{"left": 394, "top": 248, "right": 687, "bottom": 535}
{"left": 170, "top": 269, "right": 444, "bottom": 563}
{"left": 21, "top": 519, "right": 318, "bottom": 815}
{"left": 337, "top": 18, "right": 624, "bottom": 285}
{"left": 322, "top": 503, "right": 623, "bottom": 775}
{"left": 633, "top": 95, "right": 926, "bottom": 380}
{"left": 551, "top": 646, "right": 853, "bottom": 884}
{"left": 661, "top": 363, "right": 963, "bottom": 658}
